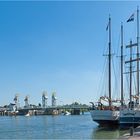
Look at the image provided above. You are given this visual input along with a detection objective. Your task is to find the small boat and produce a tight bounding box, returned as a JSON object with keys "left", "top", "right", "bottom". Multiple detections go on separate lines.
{"left": 25, "top": 113, "right": 30, "bottom": 117}
{"left": 64, "top": 111, "right": 71, "bottom": 115}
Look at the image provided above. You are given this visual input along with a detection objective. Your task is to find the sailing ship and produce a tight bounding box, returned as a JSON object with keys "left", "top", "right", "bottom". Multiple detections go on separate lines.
{"left": 90, "top": 15, "right": 120, "bottom": 126}
{"left": 119, "top": 7, "right": 140, "bottom": 128}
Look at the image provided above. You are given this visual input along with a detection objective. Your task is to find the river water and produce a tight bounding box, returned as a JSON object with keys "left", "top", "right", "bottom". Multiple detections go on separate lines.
{"left": 0, "top": 113, "right": 127, "bottom": 139}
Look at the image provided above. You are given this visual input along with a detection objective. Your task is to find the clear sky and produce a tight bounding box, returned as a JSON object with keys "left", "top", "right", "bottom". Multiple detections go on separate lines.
{"left": 0, "top": 1, "right": 139, "bottom": 106}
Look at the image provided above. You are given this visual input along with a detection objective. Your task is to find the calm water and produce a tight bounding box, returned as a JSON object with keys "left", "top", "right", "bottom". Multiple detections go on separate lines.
{"left": 0, "top": 113, "right": 127, "bottom": 139}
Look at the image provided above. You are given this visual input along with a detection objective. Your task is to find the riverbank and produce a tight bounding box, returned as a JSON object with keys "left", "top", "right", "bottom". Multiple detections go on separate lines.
{"left": 119, "top": 126, "right": 140, "bottom": 140}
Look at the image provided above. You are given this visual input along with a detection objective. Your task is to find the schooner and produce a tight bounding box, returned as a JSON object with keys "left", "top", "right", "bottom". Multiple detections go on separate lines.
{"left": 90, "top": 15, "right": 120, "bottom": 126}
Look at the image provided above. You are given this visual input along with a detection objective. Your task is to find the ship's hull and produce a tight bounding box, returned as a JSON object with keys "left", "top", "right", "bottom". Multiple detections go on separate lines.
{"left": 90, "top": 110, "right": 119, "bottom": 126}
{"left": 93, "top": 119, "right": 119, "bottom": 126}
{"left": 120, "top": 109, "right": 140, "bottom": 128}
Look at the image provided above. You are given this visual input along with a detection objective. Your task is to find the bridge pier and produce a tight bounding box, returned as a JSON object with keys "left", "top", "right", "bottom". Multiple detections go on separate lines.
{"left": 71, "top": 109, "right": 80, "bottom": 115}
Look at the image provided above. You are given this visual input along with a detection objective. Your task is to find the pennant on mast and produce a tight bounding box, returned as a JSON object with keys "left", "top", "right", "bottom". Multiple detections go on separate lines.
{"left": 127, "top": 13, "right": 134, "bottom": 22}
{"left": 106, "top": 22, "right": 109, "bottom": 31}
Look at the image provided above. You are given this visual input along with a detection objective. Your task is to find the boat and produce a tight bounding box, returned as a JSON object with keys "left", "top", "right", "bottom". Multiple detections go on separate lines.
{"left": 25, "top": 113, "right": 30, "bottom": 117}
{"left": 90, "top": 15, "right": 120, "bottom": 126}
{"left": 90, "top": 99, "right": 120, "bottom": 126}
{"left": 64, "top": 111, "right": 71, "bottom": 115}
{"left": 119, "top": 102, "right": 140, "bottom": 128}
{"left": 119, "top": 7, "right": 140, "bottom": 128}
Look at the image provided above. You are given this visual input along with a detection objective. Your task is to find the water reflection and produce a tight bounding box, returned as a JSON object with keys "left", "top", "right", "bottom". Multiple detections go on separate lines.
{"left": 91, "top": 126, "right": 127, "bottom": 139}
{"left": 0, "top": 115, "right": 129, "bottom": 139}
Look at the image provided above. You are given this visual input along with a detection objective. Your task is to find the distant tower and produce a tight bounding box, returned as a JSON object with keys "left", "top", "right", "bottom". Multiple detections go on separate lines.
{"left": 42, "top": 91, "right": 48, "bottom": 108}
{"left": 14, "top": 94, "right": 20, "bottom": 110}
{"left": 24, "top": 95, "right": 29, "bottom": 108}
{"left": 52, "top": 92, "right": 57, "bottom": 107}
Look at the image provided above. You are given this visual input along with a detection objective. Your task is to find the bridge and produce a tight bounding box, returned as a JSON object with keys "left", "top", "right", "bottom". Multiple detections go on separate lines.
{"left": 18, "top": 105, "right": 90, "bottom": 115}
{"left": 19, "top": 105, "right": 89, "bottom": 110}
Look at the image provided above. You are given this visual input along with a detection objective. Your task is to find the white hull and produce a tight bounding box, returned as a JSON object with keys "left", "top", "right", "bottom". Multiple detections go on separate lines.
{"left": 25, "top": 113, "right": 30, "bottom": 117}
{"left": 90, "top": 110, "right": 119, "bottom": 125}
{"left": 64, "top": 111, "right": 71, "bottom": 115}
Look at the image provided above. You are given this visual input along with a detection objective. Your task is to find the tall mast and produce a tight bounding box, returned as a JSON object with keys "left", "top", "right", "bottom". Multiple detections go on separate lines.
{"left": 121, "top": 23, "right": 124, "bottom": 106}
{"left": 130, "top": 40, "right": 133, "bottom": 107}
{"left": 108, "top": 15, "right": 112, "bottom": 107}
{"left": 136, "top": 6, "right": 139, "bottom": 104}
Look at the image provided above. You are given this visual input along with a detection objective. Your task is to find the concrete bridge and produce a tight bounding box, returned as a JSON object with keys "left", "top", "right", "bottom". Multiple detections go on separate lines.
{"left": 19, "top": 106, "right": 89, "bottom": 110}
{"left": 18, "top": 105, "right": 90, "bottom": 115}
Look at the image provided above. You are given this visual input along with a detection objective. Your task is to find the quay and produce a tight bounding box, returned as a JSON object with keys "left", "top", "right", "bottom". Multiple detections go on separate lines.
{"left": 119, "top": 126, "right": 140, "bottom": 140}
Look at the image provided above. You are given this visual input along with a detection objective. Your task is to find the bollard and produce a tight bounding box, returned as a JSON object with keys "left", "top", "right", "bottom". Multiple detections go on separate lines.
{"left": 130, "top": 127, "right": 134, "bottom": 136}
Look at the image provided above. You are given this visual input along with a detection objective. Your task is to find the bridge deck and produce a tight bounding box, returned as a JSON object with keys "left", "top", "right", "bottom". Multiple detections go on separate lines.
{"left": 19, "top": 106, "right": 90, "bottom": 111}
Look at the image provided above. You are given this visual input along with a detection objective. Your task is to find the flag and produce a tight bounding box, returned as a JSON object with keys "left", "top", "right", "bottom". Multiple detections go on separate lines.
{"left": 106, "top": 22, "right": 109, "bottom": 31}
{"left": 127, "top": 13, "right": 134, "bottom": 22}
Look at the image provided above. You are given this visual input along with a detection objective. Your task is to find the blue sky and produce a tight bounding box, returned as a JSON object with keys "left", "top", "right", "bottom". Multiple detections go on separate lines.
{"left": 0, "top": 1, "right": 139, "bottom": 106}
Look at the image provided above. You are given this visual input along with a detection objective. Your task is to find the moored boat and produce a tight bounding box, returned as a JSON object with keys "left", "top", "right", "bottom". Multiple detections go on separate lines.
{"left": 90, "top": 108, "right": 119, "bottom": 126}
{"left": 90, "top": 15, "right": 120, "bottom": 126}
{"left": 119, "top": 105, "right": 140, "bottom": 128}
{"left": 119, "top": 7, "right": 140, "bottom": 129}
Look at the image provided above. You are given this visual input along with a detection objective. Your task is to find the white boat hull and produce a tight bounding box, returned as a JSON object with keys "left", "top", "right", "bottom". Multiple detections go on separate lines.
{"left": 64, "top": 111, "right": 71, "bottom": 115}
{"left": 90, "top": 110, "right": 119, "bottom": 126}
{"left": 25, "top": 113, "right": 30, "bottom": 117}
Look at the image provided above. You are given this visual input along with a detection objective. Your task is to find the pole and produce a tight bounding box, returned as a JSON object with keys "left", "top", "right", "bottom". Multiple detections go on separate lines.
{"left": 130, "top": 40, "right": 132, "bottom": 108}
{"left": 108, "top": 15, "right": 112, "bottom": 107}
{"left": 121, "top": 23, "right": 124, "bottom": 106}
{"left": 136, "top": 6, "right": 139, "bottom": 104}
